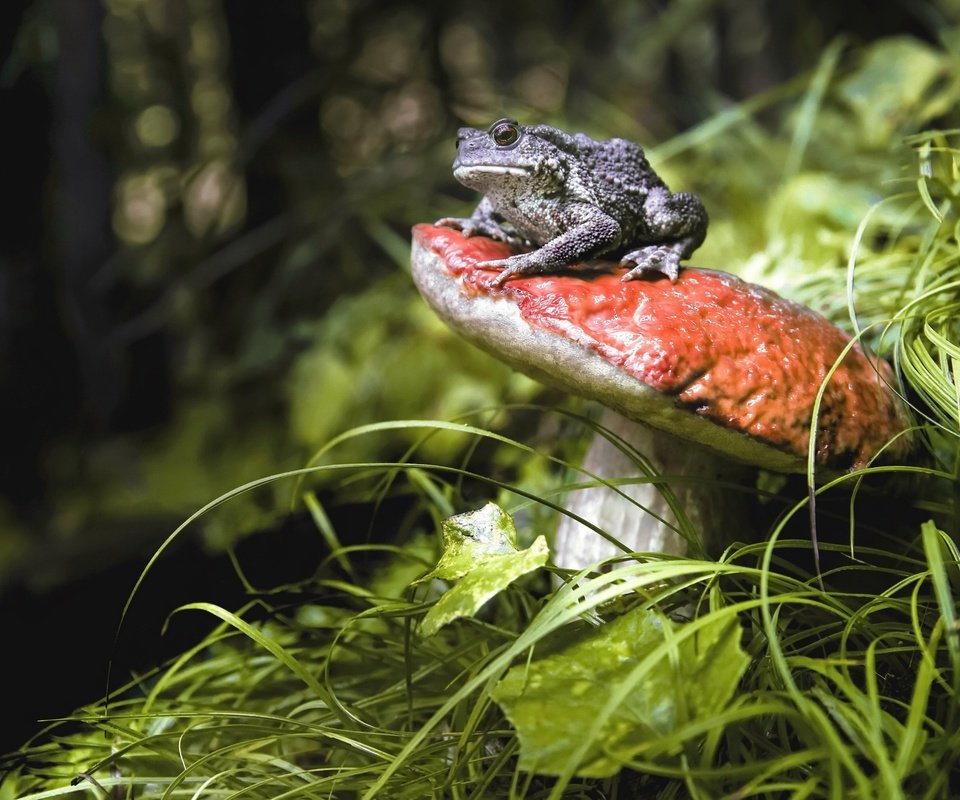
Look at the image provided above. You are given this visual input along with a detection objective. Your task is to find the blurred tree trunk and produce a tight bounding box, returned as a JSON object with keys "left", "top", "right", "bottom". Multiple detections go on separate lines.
{"left": 51, "top": 0, "right": 118, "bottom": 430}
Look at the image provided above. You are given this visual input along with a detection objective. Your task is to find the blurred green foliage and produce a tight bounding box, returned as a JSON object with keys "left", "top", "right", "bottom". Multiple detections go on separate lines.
{"left": 4, "top": 0, "right": 960, "bottom": 593}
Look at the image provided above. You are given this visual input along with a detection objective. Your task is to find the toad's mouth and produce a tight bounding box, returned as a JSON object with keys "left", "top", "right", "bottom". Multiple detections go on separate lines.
{"left": 454, "top": 164, "right": 532, "bottom": 179}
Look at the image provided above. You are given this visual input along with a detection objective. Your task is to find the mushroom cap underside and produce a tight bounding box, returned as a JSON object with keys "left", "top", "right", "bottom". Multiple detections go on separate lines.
{"left": 411, "top": 224, "right": 914, "bottom": 474}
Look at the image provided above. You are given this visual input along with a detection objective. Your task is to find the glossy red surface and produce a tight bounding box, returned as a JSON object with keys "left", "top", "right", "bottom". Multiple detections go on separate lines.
{"left": 413, "top": 224, "right": 912, "bottom": 468}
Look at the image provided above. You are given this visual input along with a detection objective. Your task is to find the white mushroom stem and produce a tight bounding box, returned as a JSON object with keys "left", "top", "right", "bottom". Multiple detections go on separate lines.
{"left": 554, "top": 408, "right": 749, "bottom": 569}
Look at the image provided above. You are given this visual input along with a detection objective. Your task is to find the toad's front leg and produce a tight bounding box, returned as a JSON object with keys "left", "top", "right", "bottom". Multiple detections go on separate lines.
{"left": 436, "top": 197, "right": 527, "bottom": 248}
{"left": 480, "top": 212, "right": 622, "bottom": 285}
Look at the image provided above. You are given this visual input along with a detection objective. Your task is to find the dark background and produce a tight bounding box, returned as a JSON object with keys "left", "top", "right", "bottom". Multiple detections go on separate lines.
{"left": 0, "top": 0, "right": 948, "bottom": 755}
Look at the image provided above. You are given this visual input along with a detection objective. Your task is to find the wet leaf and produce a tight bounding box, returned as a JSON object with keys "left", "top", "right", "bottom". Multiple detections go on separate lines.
{"left": 418, "top": 502, "right": 525, "bottom": 581}
{"left": 491, "top": 606, "right": 749, "bottom": 777}
{"left": 418, "top": 503, "right": 549, "bottom": 636}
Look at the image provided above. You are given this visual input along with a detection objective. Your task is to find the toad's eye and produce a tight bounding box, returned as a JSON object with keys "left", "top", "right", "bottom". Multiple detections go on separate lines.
{"left": 491, "top": 120, "right": 520, "bottom": 147}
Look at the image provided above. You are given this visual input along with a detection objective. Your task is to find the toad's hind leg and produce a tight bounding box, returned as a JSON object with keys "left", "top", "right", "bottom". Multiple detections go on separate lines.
{"left": 619, "top": 242, "right": 688, "bottom": 282}
{"left": 620, "top": 188, "right": 708, "bottom": 281}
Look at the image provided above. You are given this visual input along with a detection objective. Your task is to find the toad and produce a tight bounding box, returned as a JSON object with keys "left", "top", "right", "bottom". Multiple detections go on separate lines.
{"left": 437, "top": 118, "right": 708, "bottom": 284}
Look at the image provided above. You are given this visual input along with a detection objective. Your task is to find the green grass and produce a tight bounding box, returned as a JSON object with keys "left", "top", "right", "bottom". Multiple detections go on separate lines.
{"left": 1, "top": 409, "right": 958, "bottom": 798}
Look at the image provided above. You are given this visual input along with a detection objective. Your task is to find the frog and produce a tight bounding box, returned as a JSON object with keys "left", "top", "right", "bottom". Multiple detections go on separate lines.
{"left": 436, "top": 118, "right": 708, "bottom": 284}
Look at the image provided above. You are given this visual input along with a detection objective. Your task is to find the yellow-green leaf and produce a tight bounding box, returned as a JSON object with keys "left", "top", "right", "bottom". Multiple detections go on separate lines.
{"left": 491, "top": 606, "right": 749, "bottom": 777}
{"left": 417, "top": 503, "right": 549, "bottom": 636}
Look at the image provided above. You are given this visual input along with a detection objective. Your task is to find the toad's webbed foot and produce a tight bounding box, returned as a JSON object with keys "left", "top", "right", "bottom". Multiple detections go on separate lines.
{"left": 475, "top": 252, "right": 557, "bottom": 285}
{"left": 436, "top": 196, "right": 528, "bottom": 248}
{"left": 619, "top": 243, "right": 684, "bottom": 282}
{"left": 435, "top": 215, "right": 474, "bottom": 233}
{"left": 435, "top": 216, "right": 524, "bottom": 247}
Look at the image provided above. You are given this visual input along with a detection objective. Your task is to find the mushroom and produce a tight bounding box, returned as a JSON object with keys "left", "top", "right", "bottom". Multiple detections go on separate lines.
{"left": 410, "top": 223, "right": 915, "bottom": 569}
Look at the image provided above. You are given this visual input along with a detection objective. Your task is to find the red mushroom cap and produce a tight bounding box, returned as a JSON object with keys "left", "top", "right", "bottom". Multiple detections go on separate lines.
{"left": 411, "top": 224, "right": 914, "bottom": 473}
